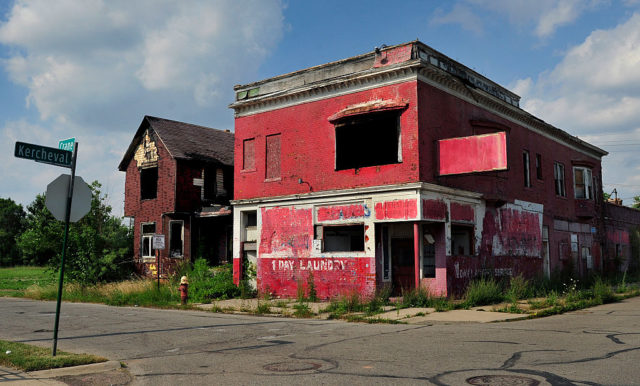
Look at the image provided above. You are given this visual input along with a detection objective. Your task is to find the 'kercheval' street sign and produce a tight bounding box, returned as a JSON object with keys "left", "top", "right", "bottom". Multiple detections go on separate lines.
{"left": 14, "top": 141, "right": 72, "bottom": 168}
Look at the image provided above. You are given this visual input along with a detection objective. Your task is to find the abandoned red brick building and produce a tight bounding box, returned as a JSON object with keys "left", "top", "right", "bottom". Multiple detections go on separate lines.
{"left": 119, "top": 116, "right": 234, "bottom": 277}
{"left": 228, "top": 40, "right": 640, "bottom": 299}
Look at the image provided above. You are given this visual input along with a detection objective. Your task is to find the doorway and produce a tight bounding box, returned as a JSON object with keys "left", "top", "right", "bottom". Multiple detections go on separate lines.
{"left": 391, "top": 238, "right": 415, "bottom": 295}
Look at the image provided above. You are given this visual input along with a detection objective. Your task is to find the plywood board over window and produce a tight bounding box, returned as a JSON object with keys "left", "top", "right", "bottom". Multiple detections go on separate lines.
{"left": 265, "top": 134, "right": 281, "bottom": 180}
{"left": 243, "top": 138, "right": 255, "bottom": 171}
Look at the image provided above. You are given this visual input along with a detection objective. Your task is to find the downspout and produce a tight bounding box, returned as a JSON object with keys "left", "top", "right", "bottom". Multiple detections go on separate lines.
{"left": 414, "top": 223, "right": 420, "bottom": 289}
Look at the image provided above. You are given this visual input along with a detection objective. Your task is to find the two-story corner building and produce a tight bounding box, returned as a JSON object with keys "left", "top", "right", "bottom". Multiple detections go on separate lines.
{"left": 119, "top": 116, "right": 234, "bottom": 278}
{"left": 229, "top": 41, "right": 610, "bottom": 299}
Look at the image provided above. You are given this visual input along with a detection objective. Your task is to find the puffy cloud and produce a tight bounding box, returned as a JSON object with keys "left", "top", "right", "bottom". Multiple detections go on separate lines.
{"left": 430, "top": 4, "right": 484, "bottom": 35}
{"left": 0, "top": 0, "right": 284, "bottom": 214}
{"left": 0, "top": 0, "right": 284, "bottom": 130}
{"left": 516, "top": 13, "right": 640, "bottom": 204}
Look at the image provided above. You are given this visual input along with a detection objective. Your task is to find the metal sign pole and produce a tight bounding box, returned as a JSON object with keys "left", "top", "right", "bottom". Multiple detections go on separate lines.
{"left": 52, "top": 143, "right": 78, "bottom": 356}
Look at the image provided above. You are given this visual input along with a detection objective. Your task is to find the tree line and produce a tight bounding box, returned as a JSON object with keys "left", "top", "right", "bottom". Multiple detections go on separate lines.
{"left": 0, "top": 181, "right": 133, "bottom": 284}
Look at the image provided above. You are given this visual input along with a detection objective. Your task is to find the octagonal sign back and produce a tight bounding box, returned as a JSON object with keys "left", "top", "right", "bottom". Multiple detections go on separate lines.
{"left": 45, "top": 174, "right": 92, "bottom": 222}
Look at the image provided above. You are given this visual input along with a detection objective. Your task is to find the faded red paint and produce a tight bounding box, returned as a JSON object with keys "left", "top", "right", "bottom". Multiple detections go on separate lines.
{"left": 450, "top": 202, "right": 474, "bottom": 222}
{"left": 375, "top": 199, "right": 418, "bottom": 220}
{"left": 317, "top": 204, "right": 369, "bottom": 222}
{"left": 373, "top": 45, "right": 413, "bottom": 68}
{"left": 327, "top": 99, "right": 408, "bottom": 122}
{"left": 260, "top": 207, "right": 313, "bottom": 257}
{"left": 607, "top": 229, "right": 630, "bottom": 244}
{"left": 438, "top": 132, "right": 507, "bottom": 175}
{"left": 422, "top": 199, "right": 447, "bottom": 221}
{"left": 493, "top": 207, "right": 542, "bottom": 257}
{"left": 233, "top": 81, "right": 419, "bottom": 200}
{"left": 257, "top": 257, "right": 375, "bottom": 299}
{"left": 446, "top": 255, "right": 542, "bottom": 296}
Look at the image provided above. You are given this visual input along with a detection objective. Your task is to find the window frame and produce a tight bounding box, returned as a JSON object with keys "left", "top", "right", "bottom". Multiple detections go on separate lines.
{"left": 316, "top": 223, "right": 365, "bottom": 253}
{"left": 140, "top": 166, "right": 158, "bottom": 200}
{"left": 141, "top": 222, "right": 156, "bottom": 260}
{"left": 535, "top": 153, "right": 542, "bottom": 180}
{"left": 169, "top": 220, "right": 184, "bottom": 258}
{"left": 554, "top": 162, "right": 566, "bottom": 197}
{"left": 451, "top": 224, "right": 474, "bottom": 256}
{"left": 523, "top": 150, "right": 531, "bottom": 188}
{"left": 573, "top": 166, "right": 593, "bottom": 200}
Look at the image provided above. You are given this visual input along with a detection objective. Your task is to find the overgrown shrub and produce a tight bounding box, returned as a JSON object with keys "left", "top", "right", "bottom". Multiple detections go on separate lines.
{"left": 464, "top": 277, "right": 503, "bottom": 307}
{"left": 180, "top": 260, "right": 238, "bottom": 302}
{"left": 505, "top": 275, "right": 532, "bottom": 301}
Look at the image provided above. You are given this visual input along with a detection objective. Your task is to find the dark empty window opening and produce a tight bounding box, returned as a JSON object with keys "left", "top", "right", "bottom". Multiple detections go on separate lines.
{"left": 203, "top": 167, "right": 216, "bottom": 200}
{"left": 169, "top": 221, "right": 183, "bottom": 258}
{"left": 451, "top": 225, "right": 473, "bottom": 256}
{"left": 335, "top": 111, "right": 401, "bottom": 170}
{"left": 523, "top": 150, "right": 531, "bottom": 188}
{"left": 140, "top": 167, "right": 158, "bottom": 200}
{"left": 536, "top": 153, "right": 542, "bottom": 180}
{"left": 318, "top": 224, "right": 365, "bottom": 252}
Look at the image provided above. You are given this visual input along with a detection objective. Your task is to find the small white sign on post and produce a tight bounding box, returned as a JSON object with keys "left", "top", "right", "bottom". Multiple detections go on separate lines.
{"left": 153, "top": 234, "right": 165, "bottom": 250}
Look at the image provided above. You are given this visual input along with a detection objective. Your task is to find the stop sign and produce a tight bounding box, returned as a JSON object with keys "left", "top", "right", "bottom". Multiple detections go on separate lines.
{"left": 45, "top": 174, "right": 92, "bottom": 222}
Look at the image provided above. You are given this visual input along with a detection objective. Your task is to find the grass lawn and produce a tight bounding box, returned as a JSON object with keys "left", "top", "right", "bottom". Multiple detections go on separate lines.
{"left": 0, "top": 339, "right": 106, "bottom": 372}
{"left": 0, "top": 266, "right": 55, "bottom": 297}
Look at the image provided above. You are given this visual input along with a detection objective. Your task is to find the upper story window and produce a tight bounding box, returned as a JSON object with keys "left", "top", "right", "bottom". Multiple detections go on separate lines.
{"left": 536, "top": 153, "right": 542, "bottom": 180}
{"left": 523, "top": 150, "right": 531, "bottom": 187}
{"left": 140, "top": 167, "right": 158, "bottom": 200}
{"left": 573, "top": 166, "right": 593, "bottom": 199}
{"left": 242, "top": 138, "right": 255, "bottom": 171}
{"left": 335, "top": 110, "right": 401, "bottom": 170}
{"left": 554, "top": 162, "right": 566, "bottom": 197}
{"left": 265, "top": 134, "right": 281, "bottom": 180}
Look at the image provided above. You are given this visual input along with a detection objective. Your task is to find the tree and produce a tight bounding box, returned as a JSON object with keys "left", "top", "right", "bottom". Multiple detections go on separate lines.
{"left": 0, "top": 198, "right": 26, "bottom": 266}
{"left": 17, "top": 181, "right": 134, "bottom": 283}
{"left": 633, "top": 196, "right": 640, "bottom": 209}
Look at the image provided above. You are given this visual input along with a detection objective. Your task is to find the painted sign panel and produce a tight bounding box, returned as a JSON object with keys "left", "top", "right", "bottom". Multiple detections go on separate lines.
{"left": 422, "top": 199, "right": 447, "bottom": 221}
{"left": 316, "top": 203, "right": 370, "bottom": 222}
{"left": 438, "top": 132, "right": 507, "bottom": 175}
{"left": 375, "top": 199, "right": 418, "bottom": 220}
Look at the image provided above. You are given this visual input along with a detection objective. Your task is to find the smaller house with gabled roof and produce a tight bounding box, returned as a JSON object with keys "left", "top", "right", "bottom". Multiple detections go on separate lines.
{"left": 119, "top": 116, "right": 234, "bottom": 278}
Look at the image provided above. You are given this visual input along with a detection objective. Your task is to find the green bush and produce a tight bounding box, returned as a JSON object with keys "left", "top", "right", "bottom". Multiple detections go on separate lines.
{"left": 506, "top": 275, "right": 532, "bottom": 301}
{"left": 181, "top": 260, "right": 239, "bottom": 302}
{"left": 591, "top": 278, "right": 616, "bottom": 304}
{"left": 464, "top": 277, "right": 503, "bottom": 307}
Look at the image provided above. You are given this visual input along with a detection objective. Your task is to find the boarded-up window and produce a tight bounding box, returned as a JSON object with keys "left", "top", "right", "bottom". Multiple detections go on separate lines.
{"left": 243, "top": 138, "right": 255, "bottom": 170}
{"left": 438, "top": 132, "right": 507, "bottom": 175}
{"left": 573, "top": 167, "right": 593, "bottom": 199}
{"left": 266, "top": 134, "right": 281, "bottom": 180}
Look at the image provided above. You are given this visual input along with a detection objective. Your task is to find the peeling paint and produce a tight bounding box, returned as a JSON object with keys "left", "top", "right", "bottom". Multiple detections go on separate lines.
{"left": 375, "top": 199, "right": 418, "bottom": 220}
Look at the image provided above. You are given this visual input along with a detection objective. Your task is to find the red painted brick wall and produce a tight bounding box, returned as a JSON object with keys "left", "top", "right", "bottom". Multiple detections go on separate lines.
{"left": 234, "top": 81, "right": 419, "bottom": 200}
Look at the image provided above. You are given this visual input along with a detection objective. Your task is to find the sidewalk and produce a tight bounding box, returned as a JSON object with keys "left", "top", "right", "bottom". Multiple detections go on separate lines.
{"left": 194, "top": 298, "right": 529, "bottom": 323}
{"left": 0, "top": 361, "right": 125, "bottom": 385}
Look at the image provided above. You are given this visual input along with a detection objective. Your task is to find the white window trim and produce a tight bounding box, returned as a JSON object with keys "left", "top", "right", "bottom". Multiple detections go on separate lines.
{"left": 141, "top": 222, "right": 155, "bottom": 261}
{"left": 573, "top": 166, "right": 593, "bottom": 199}
{"left": 554, "top": 162, "right": 566, "bottom": 197}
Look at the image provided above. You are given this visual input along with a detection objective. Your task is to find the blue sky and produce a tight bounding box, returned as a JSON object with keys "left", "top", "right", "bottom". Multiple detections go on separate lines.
{"left": 1, "top": 0, "right": 640, "bottom": 216}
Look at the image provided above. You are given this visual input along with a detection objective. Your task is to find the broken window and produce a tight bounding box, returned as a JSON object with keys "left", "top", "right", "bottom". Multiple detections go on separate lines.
{"left": 536, "top": 153, "right": 542, "bottom": 180}
{"left": 554, "top": 162, "right": 566, "bottom": 197}
{"left": 451, "top": 225, "right": 473, "bottom": 256}
{"left": 141, "top": 223, "right": 155, "bottom": 259}
{"left": 335, "top": 110, "right": 401, "bottom": 170}
{"left": 169, "top": 221, "right": 183, "bottom": 258}
{"left": 140, "top": 167, "right": 158, "bottom": 200}
{"left": 573, "top": 167, "right": 593, "bottom": 199}
{"left": 523, "top": 150, "right": 531, "bottom": 187}
{"left": 242, "top": 211, "right": 257, "bottom": 242}
{"left": 265, "top": 134, "right": 281, "bottom": 180}
{"left": 317, "top": 224, "right": 365, "bottom": 252}
{"left": 243, "top": 138, "right": 255, "bottom": 171}
{"left": 422, "top": 231, "right": 436, "bottom": 278}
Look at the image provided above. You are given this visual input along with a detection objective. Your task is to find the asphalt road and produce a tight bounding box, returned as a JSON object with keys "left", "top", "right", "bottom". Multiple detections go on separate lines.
{"left": 1, "top": 297, "right": 639, "bottom": 385}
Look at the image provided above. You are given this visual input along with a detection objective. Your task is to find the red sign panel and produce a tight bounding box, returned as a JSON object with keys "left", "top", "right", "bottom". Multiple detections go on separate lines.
{"left": 438, "top": 132, "right": 507, "bottom": 175}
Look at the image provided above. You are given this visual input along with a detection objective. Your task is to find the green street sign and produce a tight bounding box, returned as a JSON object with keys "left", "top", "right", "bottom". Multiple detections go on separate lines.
{"left": 14, "top": 141, "right": 72, "bottom": 168}
{"left": 58, "top": 137, "right": 75, "bottom": 152}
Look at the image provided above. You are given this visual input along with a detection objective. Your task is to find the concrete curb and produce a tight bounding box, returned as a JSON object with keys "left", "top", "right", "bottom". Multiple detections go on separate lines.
{"left": 27, "top": 360, "right": 121, "bottom": 378}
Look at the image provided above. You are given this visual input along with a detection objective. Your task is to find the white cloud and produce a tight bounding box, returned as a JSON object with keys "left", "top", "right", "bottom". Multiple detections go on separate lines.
{"left": 430, "top": 4, "right": 484, "bottom": 35}
{"left": 0, "top": 0, "right": 284, "bottom": 214}
{"left": 435, "top": 0, "right": 606, "bottom": 39}
{"left": 517, "top": 13, "right": 640, "bottom": 205}
{"left": 0, "top": 0, "right": 284, "bottom": 130}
